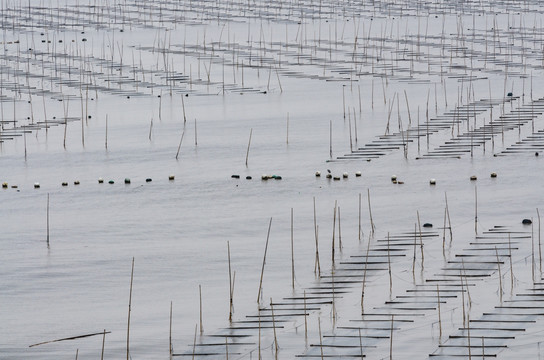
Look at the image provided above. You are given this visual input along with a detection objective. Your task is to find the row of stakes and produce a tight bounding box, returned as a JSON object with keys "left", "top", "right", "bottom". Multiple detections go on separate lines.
{"left": 1, "top": 175, "right": 177, "bottom": 189}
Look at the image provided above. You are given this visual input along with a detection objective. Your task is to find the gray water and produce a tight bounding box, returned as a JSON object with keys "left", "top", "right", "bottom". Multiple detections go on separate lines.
{"left": 2, "top": 1, "right": 544, "bottom": 359}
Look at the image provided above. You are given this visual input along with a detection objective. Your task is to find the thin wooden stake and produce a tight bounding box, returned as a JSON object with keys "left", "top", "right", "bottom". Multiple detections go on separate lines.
{"left": 314, "top": 197, "right": 321, "bottom": 276}
{"left": 181, "top": 94, "right": 187, "bottom": 124}
{"left": 127, "top": 257, "right": 134, "bottom": 360}
{"left": 175, "top": 128, "right": 185, "bottom": 160}
{"left": 329, "top": 120, "right": 333, "bottom": 159}
{"left": 387, "top": 232, "right": 392, "bottom": 295}
{"left": 361, "top": 234, "right": 371, "bottom": 315}
{"left": 303, "top": 290, "right": 308, "bottom": 338}
{"left": 509, "top": 233, "right": 514, "bottom": 291}
{"left": 358, "top": 193, "right": 362, "bottom": 241}
{"left": 194, "top": 119, "right": 197, "bottom": 146}
{"left": 291, "top": 208, "right": 295, "bottom": 289}
{"left": 437, "top": 285, "right": 442, "bottom": 340}
{"left": 318, "top": 317, "right": 324, "bottom": 360}
{"left": 495, "top": 247, "right": 503, "bottom": 303}
{"left": 368, "top": 189, "right": 375, "bottom": 235}
{"left": 46, "top": 193, "right": 50, "bottom": 247}
{"left": 461, "top": 270, "right": 466, "bottom": 328}
{"left": 332, "top": 200, "right": 337, "bottom": 267}
{"left": 191, "top": 324, "right": 197, "bottom": 360}
{"left": 389, "top": 315, "right": 394, "bottom": 360}
{"left": 166, "top": 302, "right": 172, "bottom": 359}
{"left": 199, "top": 286, "right": 203, "bottom": 333}
{"left": 270, "top": 298, "right": 279, "bottom": 354}
{"left": 105, "top": 115, "right": 108, "bottom": 150}
{"left": 412, "top": 223, "right": 417, "bottom": 281}
{"left": 228, "top": 242, "right": 233, "bottom": 321}
{"left": 474, "top": 186, "right": 478, "bottom": 234}
{"left": 101, "top": 329, "right": 106, "bottom": 360}
{"left": 245, "top": 128, "right": 252, "bottom": 167}
{"left": 257, "top": 218, "right": 273, "bottom": 303}
{"left": 338, "top": 206, "right": 342, "bottom": 250}
{"left": 417, "top": 211, "right": 424, "bottom": 269}
{"left": 538, "top": 208, "right": 542, "bottom": 274}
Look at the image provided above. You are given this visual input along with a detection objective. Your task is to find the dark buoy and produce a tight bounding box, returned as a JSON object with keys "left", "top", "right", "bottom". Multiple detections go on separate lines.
{"left": 146, "top": 178, "right": 152, "bottom": 182}
{"left": 231, "top": 175, "right": 240, "bottom": 179}
{"left": 423, "top": 223, "right": 433, "bottom": 228}
{"left": 522, "top": 219, "right": 532, "bottom": 225}
{"left": 108, "top": 180, "right": 114, "bottom": 184}
{"left": 273, "top": 175, "right": 282, "bottom": 180}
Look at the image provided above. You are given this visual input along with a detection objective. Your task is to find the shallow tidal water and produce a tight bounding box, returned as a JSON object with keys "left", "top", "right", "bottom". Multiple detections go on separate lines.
{"left": 2, "top": 1, "right": 544, "bottom": 359}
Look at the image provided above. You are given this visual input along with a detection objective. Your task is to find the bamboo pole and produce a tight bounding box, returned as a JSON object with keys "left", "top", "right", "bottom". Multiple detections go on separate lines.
{"left": 127, "top": 257, "right": 134, "bottom": 360}
{"left": 199, "top": 286, "right": 203, "bottom": 333}
{"left": 257, "top": 218, "right": 273, "bottom": 303}
{"left": 245, "top": 128, "right": 252, "bottom": 166}
{"left": 314, "top": 197, "right": 321, "bottom": 276}
{"left": 389, "top": 315, "right": 394, "bottom": 360}
{"left": 388, "top": 232, "right": 392, "bottom": 295}
{"left": 181, "top": 94, "right": 187, "bottom": 124}
{"left": 368, "top": 189, "right": 375, "bottom": 235}
{"left": 291, "top": 208, "right": 295, "bottom": 289}
{"left": 101, "top": 329, "right": 106, "bottom": 360}
{"left": 417, "top": 211, "right": 424, "bottom": 269}
{"left": 228, "top": 241, "right": 233, "bottom": 321}
{"left": 191, "top": 324, "right": 197, "bottom": 360}
{"left": 495, "top": 247, "right": 503, "bottom": 303}
{"left": 175, "top": 128, "right": 185, "bottom": 160}
{"left": 474, "top": 186, "right": 478, "bottom": 234}
{"left": 358, "top": 193, "right": 362, "bottom": 241}
{"left": 169, "top": 302, "right": 173, "bottom": 358}
{"left": 318, "top": 317, "right": 324, "bottom": 360}
{"left": 361, "top": 234, "right": 371, "bottom": 315}
{"left": 46, "top": 193, "right": 50, "bottom": 247}
{"left": 270, "top": 298, "right": 279, "bottom": 354}
{"left": 437, "top": 285, "right": 442, "bottom": 340}
{"left": 332, "top": 200, "right": 337, "bottom": 267}
{"left": 105, "top": 115, "right": 108, "bottom": 150}
{"left": 304, "top": 290, "right": 307, "bottom": 338}
{"left": 538, "top": 208, "right": 542, "bottom": 274}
